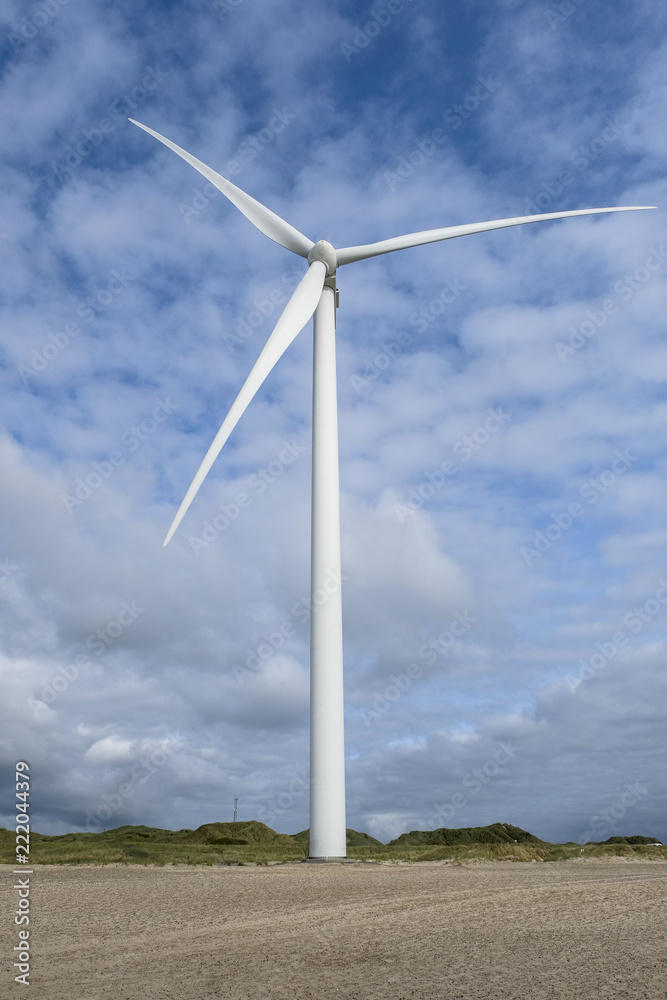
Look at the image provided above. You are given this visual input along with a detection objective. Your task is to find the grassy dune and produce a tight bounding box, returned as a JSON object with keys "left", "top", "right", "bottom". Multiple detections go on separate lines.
{"left": 1, "top": 821, "right": 664, "bottom": 866}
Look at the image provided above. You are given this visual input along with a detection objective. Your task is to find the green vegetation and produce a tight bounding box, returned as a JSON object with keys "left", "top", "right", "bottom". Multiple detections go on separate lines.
{"left": 0, "top": 821, "right": 663, "bottom": 866}
{"left": 0, "top": 822, "right": 304, "bottom": 867}
{"left": 389, "top": 822, "right": 542, "bottom": 846}
{"left": 602, "top": 835, "right": 662, "bottom": 845}
{"left": 291, "top": 827, "right": 384, "bottom": 848}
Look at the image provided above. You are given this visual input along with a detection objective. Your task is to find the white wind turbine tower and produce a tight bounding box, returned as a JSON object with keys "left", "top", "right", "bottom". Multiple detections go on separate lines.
{"left": 130, "top": 117, "right": 654, "bottom": 860}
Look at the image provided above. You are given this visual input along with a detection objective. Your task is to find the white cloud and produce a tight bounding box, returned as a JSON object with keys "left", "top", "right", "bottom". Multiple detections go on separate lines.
{"left": 84, "top": 735, "right": 134, "bottom": 764}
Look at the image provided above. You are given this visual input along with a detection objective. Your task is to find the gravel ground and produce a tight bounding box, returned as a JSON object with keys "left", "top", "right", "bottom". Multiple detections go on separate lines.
{"left": 2, "top": 858, "right": 666, "bottom": 999}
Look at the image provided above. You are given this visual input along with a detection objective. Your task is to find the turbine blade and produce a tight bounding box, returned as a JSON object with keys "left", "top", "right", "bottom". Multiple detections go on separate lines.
{"left": 129, "top": 118, "right": 315, "bottom": 259}
{"left": 335, "top": 206, "right": 657, "bottom": 265}
{"left": 163, "top": 260, "right": 327, "bottom": 546}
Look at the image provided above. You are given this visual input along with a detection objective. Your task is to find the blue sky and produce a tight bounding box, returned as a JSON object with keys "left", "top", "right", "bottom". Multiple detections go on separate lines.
{"left": 1, "top": 0, "right": 666, "bottom": 845}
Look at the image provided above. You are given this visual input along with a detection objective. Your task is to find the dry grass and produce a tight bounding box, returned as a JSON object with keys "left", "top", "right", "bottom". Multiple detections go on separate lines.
{"left": 347, "top": 841, "right": 667, "bottom": 865}
{"left": 1, "top": 822, "right": 665, "bottom": 866}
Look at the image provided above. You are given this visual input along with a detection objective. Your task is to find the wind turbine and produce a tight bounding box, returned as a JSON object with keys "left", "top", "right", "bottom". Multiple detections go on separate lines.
{"left": 130, "top": 117, "right": 654, "bottom": 860}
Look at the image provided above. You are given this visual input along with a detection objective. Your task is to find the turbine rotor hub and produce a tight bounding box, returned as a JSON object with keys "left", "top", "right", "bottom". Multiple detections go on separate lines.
{"left": 308, "top": 240, "right": 337, "bottom": 275}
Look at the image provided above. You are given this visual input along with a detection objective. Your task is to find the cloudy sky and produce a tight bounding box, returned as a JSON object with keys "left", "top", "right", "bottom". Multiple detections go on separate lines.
{"left": 1, "top": 0, "right": 666, "bottom": 846}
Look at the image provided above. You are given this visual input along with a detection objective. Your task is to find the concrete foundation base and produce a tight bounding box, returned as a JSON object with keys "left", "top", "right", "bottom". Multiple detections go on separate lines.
{"left": 301, "top": 857, "right": 362, "bottom": 864}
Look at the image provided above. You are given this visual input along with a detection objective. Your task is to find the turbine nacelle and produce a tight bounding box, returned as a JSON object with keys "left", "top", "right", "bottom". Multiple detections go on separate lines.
{"left": 307, "top": 240, "right": 337, "bottom": 275}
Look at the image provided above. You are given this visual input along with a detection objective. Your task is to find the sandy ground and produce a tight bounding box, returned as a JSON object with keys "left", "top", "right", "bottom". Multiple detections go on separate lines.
{"left": 2, "top": 858, "right": 667, "bottom": 999}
